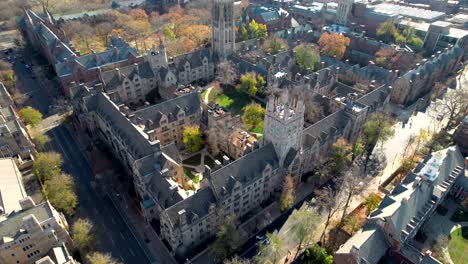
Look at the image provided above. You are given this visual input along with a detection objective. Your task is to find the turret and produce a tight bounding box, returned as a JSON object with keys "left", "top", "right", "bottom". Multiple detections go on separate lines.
{"left": 263, "top": 89, "right": 304, "bottom": 167}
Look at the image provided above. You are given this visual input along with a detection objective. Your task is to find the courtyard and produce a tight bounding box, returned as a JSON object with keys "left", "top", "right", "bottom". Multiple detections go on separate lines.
{"left": 412, "top": 198, "right": 468, "bottom": 264}
{"left": 448, "top": 227, "right": 468, "bottom": 264}
{"left": 203, "top": 85, "right": 253, "bottom": 114}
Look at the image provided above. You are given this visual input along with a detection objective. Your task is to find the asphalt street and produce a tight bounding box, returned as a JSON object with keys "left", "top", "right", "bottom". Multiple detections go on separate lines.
{"left": 12, "top": 53, "right": 154, "bottom": 264}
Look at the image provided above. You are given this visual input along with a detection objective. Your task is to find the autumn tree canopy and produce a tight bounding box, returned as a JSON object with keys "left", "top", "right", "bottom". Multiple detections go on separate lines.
{"left": 263, "top": 36, "right": 287, "bottom": 55}
{"left": 238, "top": 19, "right": 268, "bottom": 41}
{"left": 183, "top": 125, "right": 204, "bottom": 153}
{"left": 294, "top": 44, "right": 320, "bottom": 71}
{"left": 242, "top": 103, "right": 266, "bottom": 131}
{"left": 318, "top": 32, "right": 350, "bottom": 59}
{"left": 236, "top": 72, "right": 266, "bottom": 97}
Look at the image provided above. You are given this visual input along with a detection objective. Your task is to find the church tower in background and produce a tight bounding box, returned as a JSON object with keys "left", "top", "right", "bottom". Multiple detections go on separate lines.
{"left": 211, "top": 0, "right": 235, "bottom": 59}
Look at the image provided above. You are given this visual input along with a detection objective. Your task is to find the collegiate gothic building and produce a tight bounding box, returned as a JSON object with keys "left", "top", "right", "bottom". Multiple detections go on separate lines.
{"left": 212, "top": 0, "right": 236, "bottom": 58}
{"left": 32, "top": 0, "right": 466, "bottom": 260}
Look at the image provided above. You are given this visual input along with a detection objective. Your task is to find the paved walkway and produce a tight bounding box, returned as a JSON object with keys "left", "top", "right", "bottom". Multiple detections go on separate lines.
{"left": 276, "top": 67, "right": 468, "bottom": 263}
{"left": 203, "top": 86, "right": 214, "bottom": 104}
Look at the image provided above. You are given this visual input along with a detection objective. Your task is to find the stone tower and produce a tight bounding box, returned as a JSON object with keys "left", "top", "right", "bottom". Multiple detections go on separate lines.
{"left": 263, "top": 90, "right": 305, "bottom": 166}
{"left": 212, "top": 0, "right": 235, "bottom": 59}
{"left": 145, "top": 38, "right": 168, "bottom": 70}
{"left": 336, "top": 0, "right": 354, "bottom": 25}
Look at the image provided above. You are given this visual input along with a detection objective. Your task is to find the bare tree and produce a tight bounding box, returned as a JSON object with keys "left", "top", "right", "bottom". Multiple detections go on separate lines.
{"left": 434, "top": 88, "right": 468, "bottom": 130}
{"left": 290, "top": 210, "right": 321, "bottom": 260}
{"left": 337, "top": 170, "right": 366, "bottom": 229}
{"left": 216, "top": 60, "right": 238, "bottom": 86}
{"left": 316, "top": 186, "right": 341, "bottom": 244}
{"left": 96, "top": 22, "right": 113, "bottom": 46}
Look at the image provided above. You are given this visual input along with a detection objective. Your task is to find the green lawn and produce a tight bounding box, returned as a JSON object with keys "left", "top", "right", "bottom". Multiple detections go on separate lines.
{"left": 184, "top": 167, "right": 195, "bottom": 179}
{"left": 208, "top": 85, "right": 251, "bottom": 114}
{"left": 200, "top": 89, "right": 208, "bottom": 100}
{"left": 448, "top": 227, "right": 468, "bottom": 264}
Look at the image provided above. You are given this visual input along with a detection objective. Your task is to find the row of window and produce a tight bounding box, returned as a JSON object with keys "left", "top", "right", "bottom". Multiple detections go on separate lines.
{"left": 27, "top": 250, "right": 41, "bottom": 259}
{"left": 22, "top": 244, "right": 33, "bottom": 251}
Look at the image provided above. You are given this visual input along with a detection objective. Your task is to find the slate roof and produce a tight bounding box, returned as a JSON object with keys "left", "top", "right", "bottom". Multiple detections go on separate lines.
{"left": 209, "top": 143, "right": 279, "bottom": 198}
{"left": 302, "top": 110, "right": 349, "bottom": 147}
{"left": 337, "top": 147, "right": 465, "bottom": 263}
{"left": 100, "top": 61, "right": 155, "bottom": 91}
{"left": 165, "top": 187, "right": 216, "bottom": 228}
{"left": 171, "top": 48, "right": 213, "bottom": 72}
{"left": 0, "top": 202, "right": 53, "bottom": 244}
{"left": 56, "top": 39, "right": 139, "bottom": 77}
{"left": 34, "top": 23, "right": 76, "bottom": 65}
{"left": 93, "top": 93, "right": 153, "bottom": 159}
{"left": 370, "top": 147, "right": 464, "bottom": 231}
{"left": 357, "top": 84, "right": 391, "bottom": 110}
{"left": 134, "top": 143, "right": 181, "bottom": 177}
{"left": 335, "top": 225, "right": 389, "bottom": 263}
{"left": 131, "top": 92, "right": 201, "bottom": 131}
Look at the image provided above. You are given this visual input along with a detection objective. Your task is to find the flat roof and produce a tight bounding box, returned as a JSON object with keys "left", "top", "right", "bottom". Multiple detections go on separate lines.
{"left": 0, "top": 158, "right": 27, "bottom": 215}
{"left": 399, "top": 20, "right": 468, "bottom": 39}
{"left": 370, "top": 3, "right": 445, "bottom": 22}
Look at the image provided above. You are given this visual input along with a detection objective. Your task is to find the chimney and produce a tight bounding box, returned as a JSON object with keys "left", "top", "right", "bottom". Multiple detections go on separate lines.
{"left": 134, "top": 63, "right": 140, "bottom": 77}
{"left": 222, "top": 155, "right": 230, "bottom": 165}
{"left": 204, "top": 165, "right": 211, "bottom": 178}
{"left": 116, "top": 68, "right": 121, "bottom": 81}
{"left": 19, "top": 197, "right": 36, "bottom": 211}
{"left": 178, "top": 209, "right": 187, "bottom": 226}
{"left": 151, "top": 139, "right": 161, "bottom": 153}
{"left": 214, "top": 159, "right": 222, "bottom": 169}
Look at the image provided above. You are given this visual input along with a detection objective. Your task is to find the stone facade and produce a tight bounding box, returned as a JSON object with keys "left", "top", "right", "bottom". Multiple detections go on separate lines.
{"left": 336, "top": 0, "right": 353, "bottom": 25}
{"left": 0, "top": 198, "right": 73, "bottom": 264}
{"left": 207, "top": 108, "right": 258, "bottom": 160}
{"left": 212, "top": 0, "right": 235, "bottom": 59}
{"left": 335, "top": 147, "right": 465, "bottom": 264}
{"left": 170, "top": 49, "right": 215, "bottom": 85}
{"left": 0, "top": 84, "right": 35, "bottom": 159}
{"left": 100, "top": 61, "right": 158, "bottom": 105}
{"left": 454, "top": 116, "right": 468, "bottom": 156}
{"left": 76, "top": 92, "right": 201, "bottom": 220}
{"left": 391, "top": 46, "right": 464, "bottom": 105}
{"left": 20, "top": 9, "right": 143, "bottom": 98}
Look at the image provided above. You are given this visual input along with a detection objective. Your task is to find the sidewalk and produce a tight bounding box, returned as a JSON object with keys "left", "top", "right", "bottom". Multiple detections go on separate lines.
{"left": 107, "top": 191, "right": 177, "bottom": 264}
{"left": 191, "top": 179, "right": 318, "bottom": 264}
{"left": 72, "top": 126, "right": 177, "bottom": 264}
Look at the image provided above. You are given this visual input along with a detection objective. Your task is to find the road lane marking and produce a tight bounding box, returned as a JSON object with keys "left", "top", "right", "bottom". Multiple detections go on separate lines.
{"left": 110, "top": 237, "right": 115, "bottom": 245}
{"left": 129, "top": 248, "right": 136, "bottom": 256}
{"left": 120, "top": 232, "right": 125, "bottom": 239}
{"left": 111, "top": 218, "right": 116, "bottom": 225}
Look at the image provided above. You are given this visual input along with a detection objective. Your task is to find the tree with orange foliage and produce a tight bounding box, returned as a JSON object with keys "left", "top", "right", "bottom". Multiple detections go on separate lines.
{"left": 318, "top": 32, "right": 350, "bottom": 60}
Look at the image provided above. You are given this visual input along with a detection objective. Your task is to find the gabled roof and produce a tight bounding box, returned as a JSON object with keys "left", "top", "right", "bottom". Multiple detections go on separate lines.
{"left": 302, "top": 110, "right": 349, "bottom": 147}
{"left": 209, "top": 143, "right": 279, "bottom": 198}
{"left": 100, "top": 61, "right": 155, "bottom": 91}
{"left": 171, "top": 48, "right": 213, "bottom": 71}
{"left": 93, "top": 93, "right": 153, "bottom": 159}
{"left": 131, "top": 92, "right": 201, "bottom": 131}
{"left": 370, "top": 147, "right": 465, "bottom": 234}
{"left": 335, "top": 225, "right": 389, "bottom": 263}
{"left": 165, "top": 187, "right": 216, "bottom": 229}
